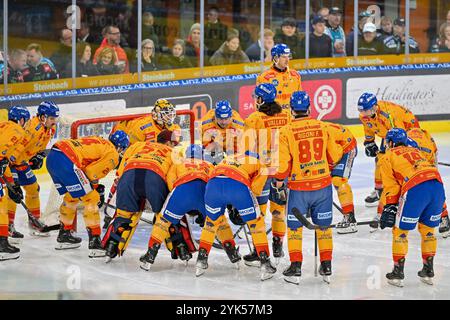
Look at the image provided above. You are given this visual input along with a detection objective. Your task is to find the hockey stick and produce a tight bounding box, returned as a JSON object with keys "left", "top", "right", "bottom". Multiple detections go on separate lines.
{"left": 314, "top": 230, "right": 318, "bottom": 277}
{"left": 103, "top": 203, "right": 153, "bottom": 225}
{"left": 4, "top": 180, "right": 60, "bottom": 232}
{"left": 438, "top": 162, "right": 450, "bottom": 167}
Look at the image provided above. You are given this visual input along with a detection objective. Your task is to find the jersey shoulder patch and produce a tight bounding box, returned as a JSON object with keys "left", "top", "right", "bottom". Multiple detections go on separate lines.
{"left": 139, "top": 122, "right": 153, "bottom": 130}
{"left": 232, "top": 119, "right": 244, "bottom": 127}
{"left": 202, "top": 118, "right": 213, "bottom": 125}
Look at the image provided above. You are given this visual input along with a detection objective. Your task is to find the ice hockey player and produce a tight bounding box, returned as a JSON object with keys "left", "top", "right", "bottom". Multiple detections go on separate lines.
{"left": 8, "top": 101, "right": 59, "bottom": 238}
{"left": 406, "top": 127, "right": 449, "bottom": 238}
{"left": 256, "top": 44, "right": 302, "bottom": 110}
{"left": 379, "top": 128, "right": 445, "bottom": 287}
{"left": 111, "top": 98, "right": 181, "bottom": 145}
{"left": 323, "top": 121, "right": 358, "bottom": 234}
{"left": 273, "top": 91, "right": 343, "bottom": 285}
{"left": 102, "top": 130, "right": 178, "bottom": 262}
{"left": 141, "top": 144, "right": 238, "bottom": 270}
{"left": 0, "top": 106, "right": 30, "bottom": 260}
{"left": 46, "top": 131, "right": 128, "bottom": 257}
{"left": 243, "top": 83, "right": 290, "bottom": 265}
{"left": 357, "top": 93, "right": 419, "bottom": 229}
{"left": 200, "top": 100, "right": 244, "bottom": 164}
{"left": 196, "top": 151, "right": 277, "bottom": 281}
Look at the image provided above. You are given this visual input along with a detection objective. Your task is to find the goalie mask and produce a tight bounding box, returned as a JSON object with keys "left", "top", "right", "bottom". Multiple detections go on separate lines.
{"left": 152, "top": 99, "right": 176, "bottom": 127}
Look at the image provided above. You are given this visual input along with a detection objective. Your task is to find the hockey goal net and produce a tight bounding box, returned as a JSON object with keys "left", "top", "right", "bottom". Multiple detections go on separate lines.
{"left": 41, "top": 107, "right": 196, "bottom": 226}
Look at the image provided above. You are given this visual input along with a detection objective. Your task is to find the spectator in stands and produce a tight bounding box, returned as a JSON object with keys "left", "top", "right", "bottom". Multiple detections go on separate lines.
{"left": 76, "top": 42, "right": 98, "bottom": 77}
{"left": 318, "top": 7, "right": 329, "bottom": 22}
{"left": 309, "top": 15, "right": 332, "bottom": 58}
{"left": 83, "top": 0, "right": 108, "bottom": 44}
{"left": 185, "top": 23, "right": 209, "bottom": 67}
{"left": 245, "top": 28, "right": 274, "bottom": 62}
{"left": 137, "top": 39, "right": 159, "bottom": 71}
{"left": 142, "top": 12, "right": 160, "bottom": 53}
{"left": 234, "top": 15, "right": 253, "bottom": 51}
{"left": 357, "top": 23, "right": 385, "bottom": 56}
{"left": 209, "top": 29, "right": 250, "bottom": 66}
{"left": 159, "top": 39, "right": 194, "bottom": 70}
{"left": 274, "top": 17, "right": 305, "bottom": 59}
{"left": 77, "top": 22, "right": 96, "bottom": 44}
{"left": 0, "top": 49, "right": 27, "bottom": 83}
{"left": 383, "top": 18, "right": 420, "bottom": 54}
{"left": 379, "top": 16, "right": 394, "bottom": 40}
{"left": 346, "top": 10, "right": 372, "bottom": 56}
{"left": 204, "top": 6, "right": 228, "bottom": 57}
{"left": 437, "top": 23, "right": 450, "bottom": 52}
{"left": 50, "top": 29, "right": 73, "bottom": 79}
{"left": 447, "top": 9, "right": 450, "bottom": 24}
{"left": 94, "top": 25, "right": 130, "bottom": 74}
{"left": 23, "top": 43, "right": 58, "bottom": 82}
{"left": 324, "top": 7, "right": 346, "bottom": 57}
{"left": 95, "top": 47, "right": 120, "bottom": 75}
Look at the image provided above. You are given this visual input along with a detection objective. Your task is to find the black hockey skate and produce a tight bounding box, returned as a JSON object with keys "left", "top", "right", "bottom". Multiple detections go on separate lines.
{"left": 259, "top": 251, "right": 276, "bottom": 281}
{"left": 195, "top": 248, "right": 209, "bottom": 277}
{"left": 29, "top": 219, "right": 50, "bottom": 237}
{"left": 369, "top": 214, "right": 380, "bottom": 233}
{"left": 439, "top": 216, "right": 449, "bottom": 238}
{"left": 365, "top": 188, "right": 382, "bottom": 207}
{"left": 223, "top": 242, "right": 241, "bottom": 268}
{"left": 386, "top": 258, "right": 405, "bottom": 287}
{"left": 319, "top": 260, "right": 332, "bottom": 284}
{"left": 336, "top": 212, "right": 358, "bottom": 234}
{"left": 8, "top": 224, "right": 24, "bottom": 245}
{"left": 243, "top": 250, "right": 260, "bottom": 268}
{"left": 283, "top": 262, "right": 302, "bottom": 285}
{"left": 140, "top": 243, "right": 161, "bottom": 271}
{"left": 0, "top": 236, "right": 20, "bottom": 261}
{"left": 272, "top": 236, "right": 284, "bottom": 264}
{"left": 418, "top": 256, "right": 434, "bottom": 285}
{"left": 104, "top": 240, "right": 119, "bottom": 263}
{"left": 176, "top": 242, "right": 192, "bottom": 265}
{"left": 88, "top": 229, "right": 106, "bottom": 258}
{"left": 55, "top": 226, "right": 82, "bottom": 250}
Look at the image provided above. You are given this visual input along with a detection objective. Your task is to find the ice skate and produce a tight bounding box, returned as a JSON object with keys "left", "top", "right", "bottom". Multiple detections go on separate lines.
{"left": 336, "top": 213, "right": 358, "bottom": 234}
{"left": 272, "top": 236, "right": 284, "bottom": 265}
{"left": 439, "top": 216, "right": 449, "bottom": 238}
{"left": 55, "top": 226, "right": 81, "bottom": 250}
{"left": 88, "top": 230, "right": 106, "bottom": 258}
{"left": 0, "top": 237, "right": 20, "bottom": 261}
{"left": 243, "top": 250, "right": 260, "bottom": 268}
{"left": 319, "top": 260, "right": 332, "bottom": 284}
{"left": 29, "top": 220, "right": 50, "bottom": 237}
{"left": 195, "top": 248, "right": 208, "bottom": 277}
{"left": 418, "top": 256, "right": 434, "bottom": 285}
{"left": 283, "top": 262, "right": 302, "bottom": 285}
{"left": 386, "top": 259, "right": 405, "bottom": 287}
{"left": 365, "top": 189, "right": 381, "bottom": 207}
{"left": 259, "top": 251, "right": 276, "bottom": 281}
{"left": 223, "top": 242, "right": 241, "bottom": 269}
{"left": 8, "top": 224, "right": 24, "bottom": 245}
{"left": 139, "top": 243, "right": 161, "bottom": 271}
{"left": 369, "top": 214, "right": 380, "bottom": 233}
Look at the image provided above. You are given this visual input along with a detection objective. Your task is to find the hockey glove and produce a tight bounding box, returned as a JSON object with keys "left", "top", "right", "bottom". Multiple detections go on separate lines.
{"left": 228, "top": 206, "right": 245, "bottom": 226}
{"left": 96, "top": 184, "right": 105, "bottom": 208}
{"left": 270, "top": 181, "right": 287, "bottom": 205}
{"left": 0, "top": 158, "right": 9, "bottom": 177}
{"left": 380, "top": 204, "right": 397, "bottom": 229}
{"left": 8, "top": 184, "right": 23, "bottom": 204}
{"left": 364, "top": 141, "right": 379, "bottom": 157}
{"left": 29, "top": 151, "right": 46, "bottom": 170}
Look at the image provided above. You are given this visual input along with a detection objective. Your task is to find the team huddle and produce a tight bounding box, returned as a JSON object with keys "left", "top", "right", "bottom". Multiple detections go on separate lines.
{"left": 0, "top": 44, "right": 448, "bottom": 288}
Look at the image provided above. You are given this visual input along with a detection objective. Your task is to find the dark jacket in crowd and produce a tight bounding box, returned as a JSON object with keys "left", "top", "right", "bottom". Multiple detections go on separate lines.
{"left": 22, "top": 58, "right": 58, "bottom": 82}
{"left": 383, "top": 35, "right": 420, "bottom": 54}
{"left": 185, "top": 41, "right": 209, "bottom": 67}
{"left": 0, "top": 62, "right": 24, "bottom": 83}
{"left": 245, "top": 41, "right": 268, "bottom": 62}
{"left": 209, "top": 42, "right": 250, "bottom": 66}
{"left": 273, "top": 30, "right": 305, "bottom": 59}
{"left": 50, "top": 44, "right": 73, "bottom": 79}
{"left": 204, "top": 20, "right": 228, "bottom": 57}
{"left": 159, "top": 55, "right": 194, "bottom": 70}
{"left": 77, "top": 60, "right": 99, "bottom": 77}
{"left": 95, "top": 62, "right": 120, "bottom": 75}
{"left": 357, "top": 36, "right": 386, "bottom": 56}
{"left": 309, "top": 33, "right": 332, "bottom": 58}
{"left": 346, "top": 28, "right": 362, "bottom": 56}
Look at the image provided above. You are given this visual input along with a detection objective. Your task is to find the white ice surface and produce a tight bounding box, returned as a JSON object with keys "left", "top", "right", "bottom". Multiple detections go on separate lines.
{"left": 1, "top": 134, "right": 449, "bottom": 300}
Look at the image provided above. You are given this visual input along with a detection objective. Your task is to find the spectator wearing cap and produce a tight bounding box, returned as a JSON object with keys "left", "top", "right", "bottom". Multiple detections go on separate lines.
{"left": 346, "top": 10, "right": 372, "bottom": 56}
{"left": 93, "top": 25, "right": 130, "bottom": 73}
{"left": 383, "top": 18, "right": 420, "bottom": 54}
{"left": 50, "top": 29, "right": 73, "bottom": 79}
{"left": 185, "top": 23, "right": 209, "bottom": 67}
{"left": 209, "top": 29, "right": 250, "bottom": 66}
{"left": 379, "top": 16, "right": 394, "bottom": 40}
{"left": 245, "top": 28, "right": 275, "bottom": 62}
{"left": 204, "top": 7, "right": 228, "bottom": 57}
{"left": 309, "top": 15, "right": 332, "bottom": 58}
{"left": 324, "top": 7, "right": 346, "bottom": 57}
{"left": 318, "top": 7, "right": 329, "bottom": 22}
{"left": 357, "top": 23, "right": 385, "bottom": 56}
{"left": 274, "top": 17, "right": 305, "bottom": 59}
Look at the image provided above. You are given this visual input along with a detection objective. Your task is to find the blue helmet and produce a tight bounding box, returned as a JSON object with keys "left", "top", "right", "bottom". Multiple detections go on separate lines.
{"left": 109, "top": 130, "right": 130, "bottom": 150}
{"left": 290, "top": 91, "right": 310, "bottom": 112}
{"left": 254, "top": 83, "right": 277, "bottom": 103}
{"left": 8, "top": 105, "right": 31, "bottom": 123}
{"left": 37, "top": 101, "right": 60, "bottom": 118}
{"left": 215, "top": 100, "right": 233, "bottom": 119}
{"left": 271, "top": 43, "right": 292, "bottom": 59}
{"left": 406, "top": 137, "right": 419, "bottom": 149}
{"left": 185, "top": 144, "right": 204, "bottom": 160}
{"left": 385, "top": 128, "right": 408, "bottom": 146}
{"left": 357, "top": 93, "right": 378, "bottom": 112}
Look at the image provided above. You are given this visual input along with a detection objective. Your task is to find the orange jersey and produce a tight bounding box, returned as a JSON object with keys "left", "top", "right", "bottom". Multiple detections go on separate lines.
{"left": 359, "top": 101, "right": 419, "bottom": 142}
{"left": 380, "top": 145, "right": 442, "bottom": 204}
{"left": 256, "top": 66, "right": 302, "bottom": 109}
{"left": 323, "top": 122, "right": 357, "bottom": 153}
{"left": 54, "top": 136, "right": 119, "bottom": 182}
{"left": 118, "top": 141, "right": 173, "bottom": 181}
{"left": 200, "top": 109, "right": 244, "bottom": 153}
{"left": 14, "top": 116, "right": 56, "bottom": 164}
{"left": 210, "top": 153, "right": 267, "bottom": 196}
{"left": 166, "top": 158, "right": 214, "bottom": 191}
{"left": 407, "top": 128, "right": 437, "bottom": 165}
{"left": 112, "top": 115, "right": 181, "bottom": 145}
{"left": 0, "top": 121, "right": 27, "bottom": 163}
{"left": 276, "top": 117, "right": 343, "bottom": 191}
